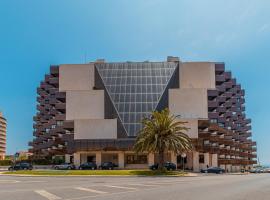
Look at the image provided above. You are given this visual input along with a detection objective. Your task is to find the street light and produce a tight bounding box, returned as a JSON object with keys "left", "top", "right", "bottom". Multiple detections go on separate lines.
{"left": 181, "top": 153, "right": 187, "bottom": 171}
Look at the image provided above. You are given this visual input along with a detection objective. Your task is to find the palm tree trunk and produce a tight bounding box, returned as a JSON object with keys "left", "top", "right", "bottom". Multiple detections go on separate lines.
{"left": 158, "top": 151, "right": 164, "bottom": 170}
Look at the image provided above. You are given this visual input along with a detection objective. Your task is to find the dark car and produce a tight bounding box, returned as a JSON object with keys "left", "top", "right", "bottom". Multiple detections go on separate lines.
{"left": 8, "top": 162, "right": 33, "bottom": 171}
{"left": 79, "top": 162, "right": 97, "bottom": 170}
{"left": 99, "top": 162, "right": 117, "bottom": 170}
{"left": 201, "top": 167, "right": 225, "bottom": 174}
{"left": 54, "top": 163, "right": 76, "bottom": 170}
{"left": 150, "top": 162, "right": 176, "bottom": 171}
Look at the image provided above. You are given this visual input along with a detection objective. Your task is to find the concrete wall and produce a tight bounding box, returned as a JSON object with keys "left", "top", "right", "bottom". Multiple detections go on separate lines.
{"left": 59, "top": 64, "right": 95, "bottom": 92}
{"left": 60, "top": 64, "right": 119, "bottom": 140}
{"left": 169, "top": 88, "right": 208, "bottom": 119}
{"left": 74, "top": 119, "right": 117, "bottom": 139}
{"left": 175, "top": 119, "right": 199, "bottom": 138}
{"left": 66, "top": 90, "right": 104, "bottom": 120}
{"left": 179, "top": 62, "right": 216, "bottom": 89}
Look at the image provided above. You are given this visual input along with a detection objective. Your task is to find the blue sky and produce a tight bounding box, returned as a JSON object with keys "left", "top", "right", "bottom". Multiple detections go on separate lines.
{"left": 0, "top": 0, "right": 269, "bottom": 164}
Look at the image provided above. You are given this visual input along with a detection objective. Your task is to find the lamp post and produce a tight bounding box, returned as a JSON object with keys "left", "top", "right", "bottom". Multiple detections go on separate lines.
{"left": 181, "top": 153, "right": 187, "bottom": 172}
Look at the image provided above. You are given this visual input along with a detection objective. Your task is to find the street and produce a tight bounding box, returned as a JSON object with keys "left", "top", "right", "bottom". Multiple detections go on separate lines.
{"left": 0, "top": 173, "right": 269, "bottom": 200}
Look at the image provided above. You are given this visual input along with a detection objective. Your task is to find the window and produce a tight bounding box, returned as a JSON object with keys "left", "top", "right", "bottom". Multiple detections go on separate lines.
{"left": 210, "top": 119, "right": 217, "bottom": 123}
{"left": 56, "top": 121, "right": 63, "bottom": 126}
{"left": 126, "top": 155, "right": 147, "bottom": 164}
{"left": 199, "top": 155, "right": 205, "bottom": 164}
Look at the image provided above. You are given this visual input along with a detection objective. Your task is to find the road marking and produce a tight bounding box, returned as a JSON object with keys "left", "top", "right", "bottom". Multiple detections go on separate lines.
{"left": 0, "top": 180, "right": 20, "bottom": 183}
{"left": 128, "top": 183, "right": 157, "bottom": 187}
{"left": 35, "top": 190, "right": 61, "bottom": 200}
{"left": 25, "top": 181, "right": 46, "bottom": 183}
{"left": 75, "top": 187, "right": 108, "bottom": 194}
{"left": 104, "top": 185, "right": 137, "bottom": 190}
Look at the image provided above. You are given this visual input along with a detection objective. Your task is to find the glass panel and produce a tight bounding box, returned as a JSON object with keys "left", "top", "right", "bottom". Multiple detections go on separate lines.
{"left": 96, "top": 62, "right": 177, "bottom": 136}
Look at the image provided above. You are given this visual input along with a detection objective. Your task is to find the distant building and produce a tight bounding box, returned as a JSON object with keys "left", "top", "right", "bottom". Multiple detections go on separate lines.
{"left": 29, "top": 57, "right": 257, "bottom": 172}
{"left": 0, "top": 112, "right": 6, "bottom": 160}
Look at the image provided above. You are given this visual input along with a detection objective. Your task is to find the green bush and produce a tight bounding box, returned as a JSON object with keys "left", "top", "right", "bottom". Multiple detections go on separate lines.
{"left": 30, "top": 159, "right": 52, "bottom": 165}
{"left": 0, "top": 160, "right": 13, "bottom": 166}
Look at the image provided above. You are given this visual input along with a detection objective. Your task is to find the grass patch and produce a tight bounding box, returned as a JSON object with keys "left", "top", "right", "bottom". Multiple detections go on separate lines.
{"left": 4, "top": 170, "right": 187, "bottom": 176}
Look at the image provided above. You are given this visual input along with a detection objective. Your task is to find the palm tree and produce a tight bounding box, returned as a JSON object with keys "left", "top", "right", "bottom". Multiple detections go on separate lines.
{"left": 134, "top": 108, "right": 193, "bottom": 170}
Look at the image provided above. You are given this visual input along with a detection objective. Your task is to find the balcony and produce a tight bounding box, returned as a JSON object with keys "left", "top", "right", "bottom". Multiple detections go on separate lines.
{"left": 208, "top": 100, "right": 219, "bottom": 108}
{"left": 208, "top": 112, "right": 219, "bottom": 119}
{"left": 216, "top": 85, "right": 226, "bottom": 92}
{"left": 49, "top": 88, "right": 58, "bottom": 95}
{"left": 55, "top": 103, "right": 66, "bottom": 111}
{"left": 208, "top": 90, "right": 218, "bottom": 98}
{"left": 55, "top": 92, "right": 66, "bottom": 100}
{"left": 63, "top": 121, "right": 74, "bottom": 130}
{"left": 218, "top": 117, "right": 226, "bottom": 123}
{"left": 245, "top": 119, "right": 251, "bottom": 124}
{"left": 55, "top": 114, "right": 66, "bottom": 121}
{"left": 49, "top": 77, "right": 59, "bottom": 86}
{"left": 217, "top": 107, "right": 226, "bottom": 113}
{"left": 224, "top": 72, "right": 232, "bottom": 80}
{"left": 216, "top": 75, "right": 225, "bottom": 83}
{"left": 217, "top": 96, "right": 226, "bottom": 103}
{"left": 224, "top": 102, "right": 232, "bottom": 108}
{"left": 215, "top": 63, "right": 225, "bottom": 74}
{"left": 50, "top": 66, "right": 59, "bottom": 75}
{"left": 224, "top": 81, "right": 233, "bottom": 89}
{"left": 239, "top": 90, "right": 245, "bottom": 96}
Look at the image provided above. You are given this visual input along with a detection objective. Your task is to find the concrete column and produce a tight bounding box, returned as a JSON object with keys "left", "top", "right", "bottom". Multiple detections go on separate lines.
{"left": 226, "top": 164, "right": 232, "bottom": 172}
{"left": 65, "top": 154, "right": 71, "bottom": 163}
{"left": 73, "top": 152, "right": 81, "bottom": 167}
{"left": 186, "top": 152, "right": 193, "bottom": 170}
{"left": 193, "top": 151, "right": 199, "bottom": 172}
{"left": 118, "top": 151, "right": 125, "bottom": 168}
{"left": 148, "top": 153, "right": 155, "bottom": 166}
{"left": 211, "top": 154, "right": 218, "bottom": 167}
{"left": 204, "top": 153, "right": 210, "bottom": 168}
{"left": 96, "top": 152, "right": 102, "bottom": 166}
{"left": 170, "top": 152, "right": 177, "bottom": 167}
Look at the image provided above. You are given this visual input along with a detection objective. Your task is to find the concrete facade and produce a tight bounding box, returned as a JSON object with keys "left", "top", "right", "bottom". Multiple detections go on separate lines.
{"left": 30, "top": 57, "right": 257, "bottom": 172}
{"left": 74, "top": 119, "right": 117, "bottom": 139}
{"left": 169, "top": 88, "right": 208, "bottom": 119}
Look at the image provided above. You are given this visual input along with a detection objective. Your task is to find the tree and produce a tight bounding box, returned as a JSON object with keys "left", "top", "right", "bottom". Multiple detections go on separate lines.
{"left": 134, "top": 109, "right": 193, "bottom": 170}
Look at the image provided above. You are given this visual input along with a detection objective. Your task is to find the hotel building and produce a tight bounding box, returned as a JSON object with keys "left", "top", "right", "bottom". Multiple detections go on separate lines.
{"left": 0, "top": 112, "right": 6, "bottom": 160}
{"left": 29, "top": 56, "right": 257, "bottom": 172}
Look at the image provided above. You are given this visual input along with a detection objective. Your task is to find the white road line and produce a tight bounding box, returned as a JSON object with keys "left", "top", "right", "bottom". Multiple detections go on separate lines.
{"left": 75, "top": 187, "right": 108, "bottom": 194}
{"left": 35, "top": 190, "right": 61, "bottom": 200}
{"left": 25, "top": 181, "right": 46, "bottom": 183}
{"left": 104, "top": 185, "right": 137, "bottom": 190}
{"left": 0, "top": 180, "right": 20, "bottom": 183}
{"left": 128, "top": 183, "right": 157, "bottom": 187}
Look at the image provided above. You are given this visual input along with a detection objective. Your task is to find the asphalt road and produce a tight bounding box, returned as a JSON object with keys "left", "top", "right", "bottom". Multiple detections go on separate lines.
{"left": 0, "top": 173, "right": 269, "bottom": 200}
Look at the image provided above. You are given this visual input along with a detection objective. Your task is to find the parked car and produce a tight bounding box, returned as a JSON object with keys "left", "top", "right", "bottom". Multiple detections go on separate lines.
{"left": 79, "top": 162, "right": 97, "bottom": 170}
{"left": 263, "top": 168, "right": 270, "bottom": 173}
{"left": 99, "top": 162, "right": 117, "bottom": 170}
{"left": 54, "top": 163, "right": 76, "bottom": 170}
{"left": 249, "top": 168, "right": 264, "bottom": 173}
{"left": 200, "top": 167, "right": 225, "bottom": 174}
{"left": 149, "top": 162, "right": 177, "bottom": 171}
{"left": 8, "top": 162, "right": 33, "bottom": 171}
